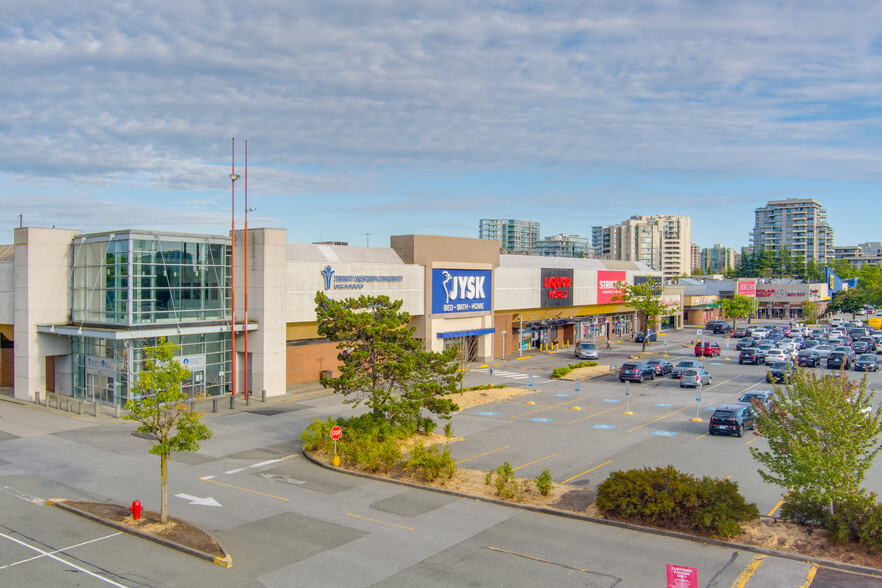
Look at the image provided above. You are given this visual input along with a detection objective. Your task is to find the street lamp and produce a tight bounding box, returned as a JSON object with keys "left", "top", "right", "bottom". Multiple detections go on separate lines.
{"left": 230, "top": 139, "right": 240, "bottom": 400}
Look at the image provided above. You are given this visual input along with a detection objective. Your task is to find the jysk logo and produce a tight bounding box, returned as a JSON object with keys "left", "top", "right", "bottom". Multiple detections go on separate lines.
{"left": 321, "top": 265, "right": 335, "bottom": 290}
{"left": 432, "top": 269, "right": 492, "bottom": 314}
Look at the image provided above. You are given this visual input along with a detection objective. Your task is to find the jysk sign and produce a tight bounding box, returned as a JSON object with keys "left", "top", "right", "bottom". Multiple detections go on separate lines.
{"left": 597, "top": 270, "right": 626, "bottom": 304}
{"left": 541, "top": 268, "right": 573, "bottom": 307}
{"left": 432, "top": 269, "right": 492, "bottom": 314}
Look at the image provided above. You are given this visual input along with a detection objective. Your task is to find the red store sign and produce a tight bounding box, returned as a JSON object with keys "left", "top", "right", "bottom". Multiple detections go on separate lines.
{"left": 597, "top": 270, "right": 626, "bottom": 304}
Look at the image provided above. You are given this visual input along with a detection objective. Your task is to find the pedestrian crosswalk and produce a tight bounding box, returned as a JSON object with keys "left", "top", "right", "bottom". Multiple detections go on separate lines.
{"left": 472, "top": 369, "right": 544, "bottom": 382}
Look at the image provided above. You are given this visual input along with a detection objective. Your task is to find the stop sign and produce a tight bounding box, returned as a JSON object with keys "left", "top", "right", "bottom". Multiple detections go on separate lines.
{"left": 329, "top": 426, "right": 343, "bottom": 441}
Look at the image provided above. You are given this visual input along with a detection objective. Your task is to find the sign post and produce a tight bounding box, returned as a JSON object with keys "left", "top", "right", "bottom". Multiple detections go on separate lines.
{"left": 526, "top": 374, "right": 535, "bottom": 405}
{"left": 329, "top": 425, "right": 343, "bottom": 466}
{"left": 624, "top": 381, "right": 633, "bottom": 415}
{"left": 572, "top": 378, "right": 581, "bottom": 411}
{"left": 488, "top": 366, "right": 494, "bottom": 385}
{"left": 692, "top": 382, "right": 703, "bottom": 422}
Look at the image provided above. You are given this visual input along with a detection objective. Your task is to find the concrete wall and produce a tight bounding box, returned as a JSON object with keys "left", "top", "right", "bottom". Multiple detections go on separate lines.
{"left": 0, "top": 261, "right": 12, "bottom": 325}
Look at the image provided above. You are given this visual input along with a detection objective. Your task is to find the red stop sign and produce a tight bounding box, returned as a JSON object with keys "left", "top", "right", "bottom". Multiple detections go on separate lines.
{"left": 329, "top": 426, "right": 343, "bottom": 441}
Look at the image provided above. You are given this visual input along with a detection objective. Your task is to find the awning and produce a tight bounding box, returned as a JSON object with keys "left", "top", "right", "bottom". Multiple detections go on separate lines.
{"left": 437, "top": 328, "right": 495, "bottom": 339}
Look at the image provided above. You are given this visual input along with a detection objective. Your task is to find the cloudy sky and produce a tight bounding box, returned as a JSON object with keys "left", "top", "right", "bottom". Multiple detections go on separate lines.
{"left": 2, "top": 1, "right": 881, "bottom": 250}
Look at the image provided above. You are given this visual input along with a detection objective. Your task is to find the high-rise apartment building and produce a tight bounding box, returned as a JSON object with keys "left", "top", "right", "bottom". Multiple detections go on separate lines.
{"left": 750, "top": 198, "right": 834, "bottom": 264}
{"left": 700, "top": 244, "right": 737, "bottom": 274}
{"left": 478, "top": 219, "right": 540, "bottom": 255}
{"left": 691, "top": 243, "right": 701, "bottom": 273}
{"left": 834, "top": 242, "right": 882, "bottom": 269}
{"left": 532, "top": 233, "right": 590, "bottom": 258}
{"left": 591, "top": 215, "right": 692, "bottom": 280}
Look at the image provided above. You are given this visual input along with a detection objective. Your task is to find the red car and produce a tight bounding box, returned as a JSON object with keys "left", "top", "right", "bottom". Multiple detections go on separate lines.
{"left": 695, "top": 341, "right": 721, "bottom": 357}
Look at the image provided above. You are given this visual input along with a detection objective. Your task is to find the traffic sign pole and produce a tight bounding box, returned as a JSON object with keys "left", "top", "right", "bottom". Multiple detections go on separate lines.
{"left": 624, "top": 381, "right": 633, "bottom": 415}
{"left": 572, "top": 378, "right": 581, "bottom": 411}
{"left": 692, "top": 383, "right": 703, "bottom": 422}
{"left": 526, "top": 374, "right": 535, "bottom": 405}
{"left": 330, "top": 425, "right": 343, "bottom": 466}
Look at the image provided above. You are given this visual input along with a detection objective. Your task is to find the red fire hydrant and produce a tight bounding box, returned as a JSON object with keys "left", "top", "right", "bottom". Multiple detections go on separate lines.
{"left": 130, "top": 500, "right": 142, "bottom": 521}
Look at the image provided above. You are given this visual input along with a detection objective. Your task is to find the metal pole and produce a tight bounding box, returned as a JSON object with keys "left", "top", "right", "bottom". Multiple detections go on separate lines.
{"left": 243, "top": 140, "right": 249, "bottom": 402}
{"left": 230, "top": 138, "right": 237, "bottom": 399}
{"left": 519, "top": 316, "right": 523, "bottom": 357}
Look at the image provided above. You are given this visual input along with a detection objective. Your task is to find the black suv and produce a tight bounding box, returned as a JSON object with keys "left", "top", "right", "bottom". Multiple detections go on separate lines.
{"left": 738, "top": 348, "right": 764, "bottom": 365}
{"left": 618, "top": 362, "right": 656, "bottom": 383}
{"left": 827, "top": 352, "right": 851, "bottom": 370}
{"left": 736, "top": 336, "right": 757, "bottom": 350}
{"left": 708, "top": 404, "right": 755, "bottom": 437}
{"left": 766, "top": 361, "right": 794, "bottom": 383}
{"left": 797, "top": 349, "right": 821, "bottom": 367}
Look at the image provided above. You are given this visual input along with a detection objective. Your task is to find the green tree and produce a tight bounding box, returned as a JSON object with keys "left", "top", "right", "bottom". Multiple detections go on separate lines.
{"left": 802, "top": 300, "right": 819, "bottom": 323}
{"left": 750, "top": 370, "right": 882, "bottom": 518}
{"left": 315, "top": 292, "right": 462, "bottom": 432}
{"left": 125, "top": 339, "right": 212, "bottom": 524}
{"left": 612, "top": 280, "right": 680, "bottom": 352}
{"left": 718, "top": 295, "right": 757, "bottom": 330}
{"left": 828, "top": 288, "right": 867, "bottom": 318}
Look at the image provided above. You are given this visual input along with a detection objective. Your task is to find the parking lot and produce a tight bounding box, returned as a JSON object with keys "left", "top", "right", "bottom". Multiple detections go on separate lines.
{"left": 457, "top": 322, "right": 882, "bottom": 517}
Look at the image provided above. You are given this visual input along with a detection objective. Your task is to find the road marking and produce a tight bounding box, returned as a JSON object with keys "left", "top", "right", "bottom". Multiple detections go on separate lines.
{"left": 346, "top": 513, "right": 413, "bottom": 530}
{"left": 510, "top": 398, "right": 579, "bottom": 419}
{"left": 455, "top": 446, "right": 510, "bottom": 465}
{"left": 516, "top": 356, "right": 532, "bottom": 360}
{"left": 513, "top": 453, "right": 559, "bottom": 471}
{"left": 200, "top": 477, "right": 289, "bottom": 501}
{"left": 731, "top": 554, "right": 766, "bottom": 587}
{"left": 0, "top": 532, "right": 129, "bottom": 587}
{"left": 251, "top": 456, "right": 296, "bottom": 468}
{"left": 627, "top": 406, "right": 689, "bottom": 433}
{"left": 175, "top": 493, "right": 222, "bottom": 507}
{"left": 746, "top": 436, "right": 760, "bottom": 445}
{"left": 224, "top": 468, "right": 246, "bottom": 474}
{"left": 800, "top": 565, "right": 817, "bottom": 588}
{"left": 768, "top": 497, "right": 786, "bottom": 517}
{"left": 695, "top": 432, "right": 710, "bottom": 440}
{"left": 561, "top": 460, "right": 613, "bottom": 484}
{"left": 0, "top": 532, "right": 121, "bottom": 570}
{"left": 566, "top": 406, "right": 621, "bottom": 425}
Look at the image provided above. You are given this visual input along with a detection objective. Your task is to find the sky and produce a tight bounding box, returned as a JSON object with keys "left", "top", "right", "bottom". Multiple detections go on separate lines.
{"left": 2, "top": 1, "right": 882, "bottom": 250}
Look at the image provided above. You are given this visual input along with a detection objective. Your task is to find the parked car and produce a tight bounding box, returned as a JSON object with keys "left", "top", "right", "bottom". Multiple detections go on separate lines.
{"left": 713, "top": 323, "right": 733, "bottom": 335}
{"left": 859, "top": 337, "right": 877, "bottom": 352}
{"left": 833, "top": 346, "right": 856, "bottom": 361}
{"left": 680, "top": 368, "right": 712, "bottom": 388}
{"left": 738, "top": 390, "right": 775, "bottom": 409}
{"left": 574, "top": 341, "right": 599, "bottom": 360}
{"left": 708, "top": 404, "right": 755, "bottom": 437}
{"left": 634, "top": 329, "right": 657, "bottom": 343}
{"left": 852, "top": 340, "right": 872, "bottom": 355}
{"left": 812, "top": 345, "right": 835, "bottom": 359}
{"left": 736, "top": 336, "right": 757, "bottom": 350}
{"left": 695, "top": 341, "right": 721, "bottom": 357}
{"left": 732, "top": 327, "right": 749, "bottom": 338}
{"left": 854, "top": 354, "right": 879, "bottom": 372}
{"left": 766, "top": 361, "right": 794, "bottom": 383}
{"left": 750, "top": 327, "right": 770, "bottom": 339}
{"left": 705, "top": 320, "right": 728, "bottom": 330}
{"left": 738, "top": 348, "right": 763, "bottom": 365}
{"left": 797, "top": 349, "right": 822, "bottom": 367}
{"left": 826, "top": 352, "right": 852, "bottom": 370}
{"left": 618, "top": 362, "right": 656, "bottom": 383}
{"left": 672, "top": 360, "right": 704, "bottom": 378}
{"left": 763, "top": 348, "right": 788, "bottom": 365}
{"left": 646, "top": 359, "right": 673, "bottom": 376}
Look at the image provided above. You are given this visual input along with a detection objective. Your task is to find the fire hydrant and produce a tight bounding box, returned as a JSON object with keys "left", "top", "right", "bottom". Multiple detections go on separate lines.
{"left": 129, "top": 500, "right": 142, "bottom": 521}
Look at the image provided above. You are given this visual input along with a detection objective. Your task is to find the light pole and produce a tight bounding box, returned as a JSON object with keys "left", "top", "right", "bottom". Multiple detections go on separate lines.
{"left": 518, "top": 316, "right": 523, "bottom": 357}
{"left": 243, "top": 140, "right": 250, "bottom": 402}
{"left": 230, "top": 139, "right": 240, "bottom": 401}
{"left": 501, "top": 330, "right": 507, "bottom": 359}
{"left": 366, "top": 233, "right": 371, "bottom": 247}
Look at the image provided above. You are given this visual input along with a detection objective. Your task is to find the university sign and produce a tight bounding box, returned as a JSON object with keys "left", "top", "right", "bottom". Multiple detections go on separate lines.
{"left": 321, "top": 265, "right": 404, "bottom": 290}
{"left": 431, "top": 269, "right": 492, "bottom": 314}
{"left": 541, "top": 268, "right": 573, "bottom": 307}
{"left": 597, "top": 270, "right": 626, "bottom": 304}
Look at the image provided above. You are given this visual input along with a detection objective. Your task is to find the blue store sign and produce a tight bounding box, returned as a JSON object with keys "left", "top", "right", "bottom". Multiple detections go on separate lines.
{"left": 431, "top": 269, "right": 492, "bottom": 314}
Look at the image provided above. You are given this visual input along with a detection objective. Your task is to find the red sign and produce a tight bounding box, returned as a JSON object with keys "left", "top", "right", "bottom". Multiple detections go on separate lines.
{"left": 737, "top": 281, "right": 756, "bottom": 297}
{"left": 666, "top": 564, "right": 698, "bottom": 588}
{"left": 329, "top": 426, "right": 343, "bottom": 441}
{"left": 597, "top": 271, "right": 626, "bottom": 304}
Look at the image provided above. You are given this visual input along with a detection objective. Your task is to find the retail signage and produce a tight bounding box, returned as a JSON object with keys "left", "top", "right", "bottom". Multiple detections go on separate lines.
{"left": 597, "top": 270, "right": 626, "bottom": 304}
{"left": 175, "top": 355, "right": 206, "bottom": 371}
{"left": 756, "top": 286, "right": 807, "bottom": 299}
{"left": 736, "top": 281, "right": 756, "bottom": 297}
{"left": 634, "top": 275, "right": 662, "bottom": 294}
{"left": 432, "top": 269, "right": 492, "bottom": 314}
{"left": 541, "top": 268, "right": 573, "bottom": 307}
{"left": 666, "top": 564, "right": 698, "bottom": 588}
{"left": 85, "top": 356, "right": 116, "bottom": 377}
{"left": 320, "top": 265, "right": 404, "bottom": 290}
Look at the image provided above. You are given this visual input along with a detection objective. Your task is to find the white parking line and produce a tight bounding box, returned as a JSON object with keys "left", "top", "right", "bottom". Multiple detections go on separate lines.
{"left": 0, "top": 532, "right": 128, "bottom": 587}
{"left": 0, "top": 532, "right": 121, "bottom": 570}
{"left": 250, "top": 456, "right": 296, "bottom": 468}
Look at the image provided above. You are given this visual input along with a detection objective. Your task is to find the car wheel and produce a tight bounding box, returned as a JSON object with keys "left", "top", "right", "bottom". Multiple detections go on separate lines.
{"left": 736, "top": 424, "right": 744, "bottom": 438}
{"left": 708, "top": 428, "right": 714, "bottom": 435}
{"left": 680, "top": 383, "right": 685, "bottom": 388}
{"left": 638, "top": 375, "right": 644, "bottom": 383}
{"left": 738, "top": 359, "right": 743, "bottom": 365}
{"left": 708, "top": 377, "right": 712, "bottom": 385}
{"left": 619, "top": 379, "right": 625, "bottom": 383}
{"left": 650, "top": 372, "right": 655, "bottom": 380}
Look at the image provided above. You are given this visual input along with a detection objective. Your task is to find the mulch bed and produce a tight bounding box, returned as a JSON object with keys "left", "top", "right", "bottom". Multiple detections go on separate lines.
{"left": 59, "top": 500, "right": 225, "bottom": 558}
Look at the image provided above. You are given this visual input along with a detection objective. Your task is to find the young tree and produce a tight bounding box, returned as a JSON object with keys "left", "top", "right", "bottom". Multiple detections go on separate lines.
{"left": 718, "top": 295, "right": 757, "bottom": 330}
{"left": 750, "top": 370, "right": 882, "bottom": 518}
{"left": 125, "top": 339, "right": 212, "bottom": 524}
{"left": 801, "top": 300, "right": 819, "bottom": 324}
{"left": 612, "top": 280, "right": 679, "bottom": 352}
{"left": 315, "top": 292, "right": 462, "bottom": 431}
{"left": 828, "top": 288, "right": 867, "bottom": 318}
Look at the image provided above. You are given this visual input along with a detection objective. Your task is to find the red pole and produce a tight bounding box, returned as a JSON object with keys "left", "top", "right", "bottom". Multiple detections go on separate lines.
{"left": 230, "top": 138, "right": 236, "bottom": 398}
{"left": 243, "top": 140, "right": 249, "bottom": 401}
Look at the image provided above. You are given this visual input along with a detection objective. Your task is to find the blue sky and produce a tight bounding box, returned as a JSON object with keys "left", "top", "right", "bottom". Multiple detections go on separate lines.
{"left": 2, "top": 1, "right": 881, "bottom": 250}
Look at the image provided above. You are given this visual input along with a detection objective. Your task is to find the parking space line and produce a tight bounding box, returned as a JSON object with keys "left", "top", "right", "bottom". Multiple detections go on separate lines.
{"left": 627, "top": 406, "right": 689, "bottom": 433}
{"left": 695, "top": 432, "right": 709, "bottom": 440}
{"left": 745, "top": 436, "right": 760, "bottom": 445}
{"left": 455, "top": 446, "right": 510, "bottom": 465}
{"left": 346, "top": 513, "right": 414, "bottom": 530}
{"left": 0, "top": 532, "right": 129, "bottom": 587}
{"left": 510, "top": 398, "right": 578, "bottom": 419}
{"left": 565, "top": 406, "right": 623, "bottom": 425}
{"left": 731, "top": 554, "right": 766, "bottom": 587}
{"left": 561, "top": 460, "right": 613, "bottom": 484}
{"left": 800, "top": 565, "right": 817, "bottom": 588}
{"left": 0, "top": 532, "right": 121, "bottom": 570}
{"left": 200, "top": 477, "right": 289, "bottom": 501}
{"left": 513, "top": 453, "right": 558, "bottom": 471}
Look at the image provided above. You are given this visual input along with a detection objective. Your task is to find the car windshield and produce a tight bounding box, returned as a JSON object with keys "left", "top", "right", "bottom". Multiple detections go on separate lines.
{"left": 771, "top": 362, "right": 789, "bottom": 368}
{"left": 715, "top": 411, "right": 735, "bottom": 418}
{"left": 683, "top": 370, "right": 698, "bottom": 376}
{"left": 676, "top": 362, "right": 693, "bottom": 367}
{"left": 621, "top": 364, "right": 639, "bottom": 369}
{"left": 859, "top": 355, "right": 875, "bottom": 361}
{"left": 741, "top": 348, "right": 756, "bottom": 353}
{"left": 647, "top": 360, "right": 661, "bottom": 365}
{"left": 579, "top": 343, "right": 596, "bottom": 349}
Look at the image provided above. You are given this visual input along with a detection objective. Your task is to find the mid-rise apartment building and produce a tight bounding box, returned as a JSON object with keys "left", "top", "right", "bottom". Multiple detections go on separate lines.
{"left": 700, "top": 244, "right": 737, "bottom": 274}
{"left": 591, "top": 215, "right": 692, "bottom": 280}
{"left": 750, "top": 198, "right": 834, "bottom": 264}
{"left": 532, "top": 234, "right": 590, "bottom": 258}
{"left": 834, "top": 242, "right": 882, "bottom": 269}
{"left": 478, "top": 219, "right": 540, "bottom": 255}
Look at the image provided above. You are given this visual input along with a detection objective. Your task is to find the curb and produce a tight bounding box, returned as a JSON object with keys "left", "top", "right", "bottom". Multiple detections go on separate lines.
{"left": 47, "top": 499, "right": 233, "bottom": 568}
{"left": 302, "top": 451, "right": 882, "bottom": 578}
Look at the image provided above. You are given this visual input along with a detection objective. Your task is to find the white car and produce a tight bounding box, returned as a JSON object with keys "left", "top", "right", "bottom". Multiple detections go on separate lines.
{"left": 812, "top": 345, "right": 835, "bottom": 358}
{"left": 764, "top": 348, "right": 788, "bottom": 365}
{"left": 751, "top": 327, "right": 769, "bottom": 339}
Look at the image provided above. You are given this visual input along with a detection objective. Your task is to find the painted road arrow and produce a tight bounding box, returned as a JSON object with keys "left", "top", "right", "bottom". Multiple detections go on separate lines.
{"left": 175, "top": 493, "right": 222, "bottom": 507}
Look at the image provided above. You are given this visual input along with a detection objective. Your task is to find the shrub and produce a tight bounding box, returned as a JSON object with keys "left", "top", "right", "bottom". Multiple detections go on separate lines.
{"left": 596, "top": 466, "right": 759, "bottom": 538}
{"left": 485, "top": 462, "right": 524, "bottom": 501}
{"left": 443, "top": 423, "right": 453, "bottom": 438}
{"left": 300, "top": 417, "right": 340, "bottom": 451}
{"left": 462, "top": 384, "right": 507, "bottom": 392}
{"left": 858, "top": 502, "right": 882, "bottom": 551}
{"left": 535, "top": 469, "right": 553, "bottom": 496}
{"left": 551, "top": 362, "right": 599, "bottom": 379}
{"left": 404, "top": 441, "right": 456, "bottom": 482}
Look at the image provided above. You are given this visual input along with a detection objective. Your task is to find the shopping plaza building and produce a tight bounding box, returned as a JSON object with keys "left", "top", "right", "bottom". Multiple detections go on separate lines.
{"left": 0, "top": 227, "right": 678, "bottom": 406}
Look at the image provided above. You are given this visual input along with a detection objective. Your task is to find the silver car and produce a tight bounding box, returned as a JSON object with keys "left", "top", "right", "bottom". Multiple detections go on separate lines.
{"left": 680, "top": 368, "right": 712, "bottom": 388}
{"left": 672, "top": 360, "right": 704, "bottom": 378}
{"left": 574, "top": 341, "right": 599, "bottom": 360}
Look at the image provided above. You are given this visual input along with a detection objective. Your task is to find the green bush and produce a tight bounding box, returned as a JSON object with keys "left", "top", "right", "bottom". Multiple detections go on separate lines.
{"left": 858, "top": 502, "right": 882, "bottom": 551}
{"left": 462, "top": 384, "right": 507, "bottom": 392}
{"left": 535, "top": 469, "right": 553, "bottom": 496}
{"left": 404, "top": 441, "right": 456, "bottom": 482}
{"left": 300, "top": 417, "right": 339, "bottom": 451}
{"left": 596, "top": 466, "right": 759, "bottom": 538}
{"left": 485, "top": 462, "right": 524, "bottom": 501}
{"left": 551, "top": 362, "right": 599, "bottom": 379}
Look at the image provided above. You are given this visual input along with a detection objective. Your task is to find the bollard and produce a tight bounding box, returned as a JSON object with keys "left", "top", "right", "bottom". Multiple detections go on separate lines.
{"left": 77, "top": 400, "right": 82, "bottom": 415}
{"left": 261, "top": 389, "right": 266, "bottom": 403}
{"left": 66, "top": 397, "right": 72, "bottom": 412}
{"left": 91, "top": 402, "right": 98, "bottom": 417}
{"left": 246, "top": 393, "right": 251, "bottom": 407}
{"left": 230, "top": 395, "right": 235, "bottom": 409}
{"left": 35, "top": 392, "right": 41, "bottom": 405}
{"left": 114, "top": 404, "right": 121, "bottom": 419}
{"left": 212, "top": 396, "right": 220, "bottom": 413}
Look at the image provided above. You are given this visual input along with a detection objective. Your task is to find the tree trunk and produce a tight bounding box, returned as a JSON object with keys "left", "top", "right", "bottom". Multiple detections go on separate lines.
{"left": 160, "top": 451, "right": 169, "bottom": 524}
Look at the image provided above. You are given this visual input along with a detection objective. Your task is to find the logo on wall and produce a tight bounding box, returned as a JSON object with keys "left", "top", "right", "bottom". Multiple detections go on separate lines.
{"left": 541, "top": 268, "right": 573, "bottom": 307}
{"left": 737, "top": 281, "right": 756, "bottom": 297}
{"left": 597, "top": 270, "right": 626, "bottom": 304}
{"left": 432, "top": 269, "right": 492, "bottom": 314}
{"left": 321, "top": 265, "right": 335, "bottom": 290}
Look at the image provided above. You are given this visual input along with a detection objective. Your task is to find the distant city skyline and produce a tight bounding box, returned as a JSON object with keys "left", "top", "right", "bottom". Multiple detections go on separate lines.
{"left": 3, "top": 3, "right": 882, "bottom": 249}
